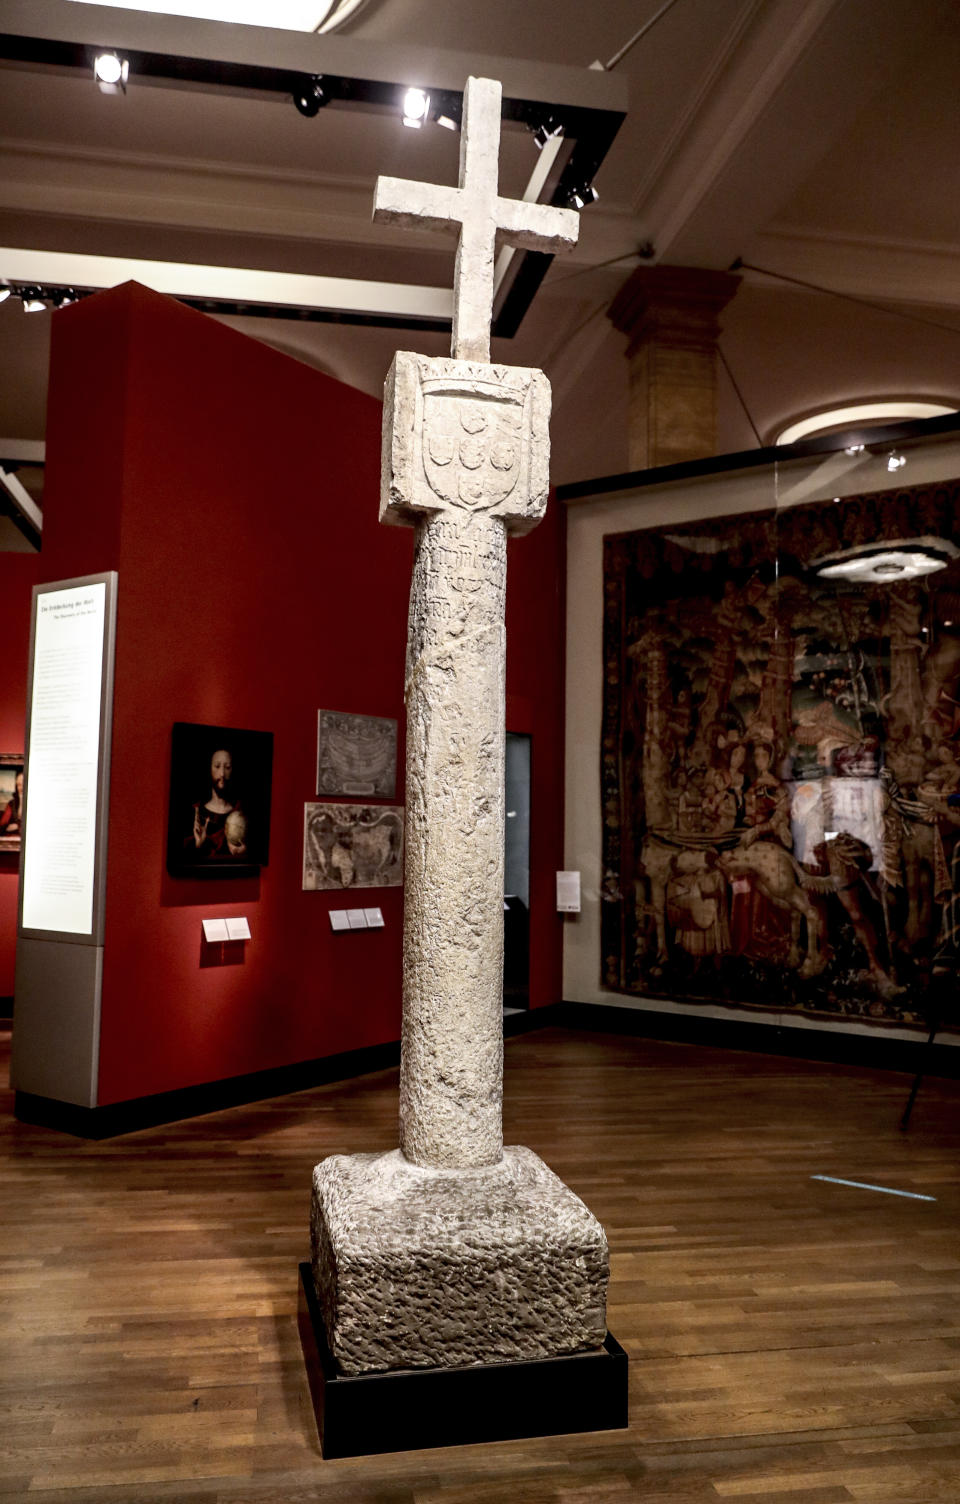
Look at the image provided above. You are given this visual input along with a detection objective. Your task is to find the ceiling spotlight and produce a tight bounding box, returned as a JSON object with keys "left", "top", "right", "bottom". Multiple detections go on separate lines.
{"left": 50, "top": 289, "right": 79, "bottom": 309}
{"left": 0, "top": 285, "right": 11, "bottom": 305}
{"left": 402, "top": 88, "right": 430, "bottom": 128}
{"left": 568, "top": 183, "right": 599, "bottom": 210}
{"left": 428, "top": 91, "right": 460, "bottom": 131}
{"left": 533, "top": 118, "right": 564, "bottom": 150}
{"left": 94, "top": 51, "right": 129, "bottom": 94}
{"left": 887, "top": 452, "right": 906, "bottom": 472}
{"left": 293, "top": 75, "right": 327, "bottom": 116}
{"left": 813, "top": 536, "right": 959, "bottom": 584}
{"left": 20, "top": 289, "right": 47, "bottom": 314}
{"left": 844, "top": 444, "right": 866, "bottom": 456}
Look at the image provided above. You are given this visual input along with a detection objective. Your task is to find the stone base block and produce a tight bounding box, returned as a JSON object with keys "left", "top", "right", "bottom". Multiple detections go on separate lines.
{"left": 310, "top": 1146, "right": 608, "bottom": 1375}
{"left": 298, "top": 1262, "right": 628, "bottom": 1458}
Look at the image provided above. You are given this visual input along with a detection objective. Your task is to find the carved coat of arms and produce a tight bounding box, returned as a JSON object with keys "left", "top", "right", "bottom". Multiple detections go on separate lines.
{"left": 421, "top": 385, "right": 523, "bottom": 511}
{"left": 380, "top": 352, "right": 549, "bottom": 535}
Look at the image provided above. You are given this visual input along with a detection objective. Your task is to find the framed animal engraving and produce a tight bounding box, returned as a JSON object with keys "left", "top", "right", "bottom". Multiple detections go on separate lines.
{"left": 303, "top": 803, "right": 403, "bottom": 891}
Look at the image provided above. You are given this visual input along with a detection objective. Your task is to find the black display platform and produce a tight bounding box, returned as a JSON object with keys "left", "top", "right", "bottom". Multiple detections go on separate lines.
{"left": 298, "top": 1262, "right": 629, "bottom": 1459}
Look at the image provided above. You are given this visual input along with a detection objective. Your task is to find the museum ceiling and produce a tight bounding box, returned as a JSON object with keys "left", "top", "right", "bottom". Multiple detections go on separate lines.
{"left": 1, "top": 0, "right": 959, "bottom": 520}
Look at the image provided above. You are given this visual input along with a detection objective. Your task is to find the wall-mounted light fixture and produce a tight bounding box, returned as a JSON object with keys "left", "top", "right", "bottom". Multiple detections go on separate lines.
{"left": 293, "top": 74, "right": 327, "bottom": 115}
{"left": 402, "top": 87, "right": 430, "bottom": 129}
{"left": 0, "top": 284, "right": 91, "bottom": 314}
{"left": 533, "top": 117, "right": 564, "bottom": 150}
{"left": 567, "top": 183, "right": 599, "bottom": 210}
{"left": 813, "top": 536, "right": 960, "bottom": 585}
{"left": 0, "top": 282, "right": 91, "bottom": 313}
{"left": 94, "top": 50, "right": 129, "bottom": 94}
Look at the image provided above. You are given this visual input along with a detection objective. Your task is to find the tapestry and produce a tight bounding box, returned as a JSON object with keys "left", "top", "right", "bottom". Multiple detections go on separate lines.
{"left": 601, "top": 478, "right": 960, "bottom": 1029}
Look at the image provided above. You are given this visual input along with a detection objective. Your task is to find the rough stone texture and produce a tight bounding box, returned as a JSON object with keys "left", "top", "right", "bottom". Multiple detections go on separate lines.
{"left": 311, "top": 1147, "right": 609, "bottom": 1375}
{"left": 374, "top": 76, "right": 578, "bottom": 363}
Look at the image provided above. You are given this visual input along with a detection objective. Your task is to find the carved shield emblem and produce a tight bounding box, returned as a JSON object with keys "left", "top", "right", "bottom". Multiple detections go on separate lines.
{"left": 422, "top": 391, "right": 523, "bottom": 510}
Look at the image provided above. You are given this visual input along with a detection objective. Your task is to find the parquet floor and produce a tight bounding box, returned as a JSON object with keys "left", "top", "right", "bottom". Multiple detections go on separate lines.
{"left": 2, "top": 1023, "right": 960, "bottom": 1503}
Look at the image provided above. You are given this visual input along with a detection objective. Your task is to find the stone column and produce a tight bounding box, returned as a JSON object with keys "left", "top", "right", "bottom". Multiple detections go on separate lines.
{"left": 607, "top": 265, "right": 740, "bottom": 470}
{"left": 382, "top": 351, "right": 551, "bottom": 1169}
{"left": 400, "top": 508, "right": 507, "bottom": 1168}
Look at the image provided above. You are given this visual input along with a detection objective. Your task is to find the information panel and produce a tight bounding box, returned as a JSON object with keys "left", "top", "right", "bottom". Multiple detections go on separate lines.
{"left": 20, "top": 579, "right": 113, "bottom": 936}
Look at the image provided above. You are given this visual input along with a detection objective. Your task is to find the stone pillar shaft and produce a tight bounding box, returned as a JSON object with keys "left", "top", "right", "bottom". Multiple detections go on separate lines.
{"left": 607, "top": 265, "right": 741, "bottom": 470}
{"left": 399, "top": 509, "right": 506, "bottom": 1169}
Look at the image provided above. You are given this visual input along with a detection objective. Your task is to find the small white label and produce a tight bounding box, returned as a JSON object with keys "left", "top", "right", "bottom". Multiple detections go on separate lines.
{"left": 556, "top": 870, "right": 581, "bottom": 913}
{"left": 364, "top": 907, "right": 385, "bottom": 928}
{"left": 225, "top": 916, "right": 251, "bottom": 941}
{"left": 329, "top": 910, "right": 350, "bottom": 932}
{"left": 202, "top": 918, "right": 229, "bottom": 943}
{"left": 348, "top": 908, "right": 368, "bottom": 929}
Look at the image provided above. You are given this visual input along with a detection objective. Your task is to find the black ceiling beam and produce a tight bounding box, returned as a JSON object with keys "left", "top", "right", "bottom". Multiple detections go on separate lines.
{"left": 0, "top": 0, "right": 627, "bottom": 337}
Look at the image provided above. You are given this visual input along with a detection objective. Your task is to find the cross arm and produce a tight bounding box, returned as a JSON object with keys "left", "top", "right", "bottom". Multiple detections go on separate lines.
{"left": 495, "top": 197, "right": 580, "bottom": 255}
{"left": 373, "top": 177, "right": 463, "bottom": 235}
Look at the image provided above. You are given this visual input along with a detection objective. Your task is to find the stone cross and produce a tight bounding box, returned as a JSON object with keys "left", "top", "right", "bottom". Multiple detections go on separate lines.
{"left": 374, "top": 75, "right": 578, "bottom": 363}
{"left": 375, "top": 78, "right": 579, "bottom": 1170}
{"left": 308, "top": 80, "right": 608, "bottom": 1386}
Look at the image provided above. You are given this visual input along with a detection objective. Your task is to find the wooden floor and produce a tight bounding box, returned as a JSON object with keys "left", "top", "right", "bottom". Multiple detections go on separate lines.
{"left": 2, "top": 1024, "right": 960, "bottom": 1503}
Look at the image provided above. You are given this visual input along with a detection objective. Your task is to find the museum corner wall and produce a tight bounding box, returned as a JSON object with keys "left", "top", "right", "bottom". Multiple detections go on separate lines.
{"left": 9, "top": 280, "right": 565, "bottom": 1107}
{"left": 0, "top": 553, "right": 44, "bottom": 1002}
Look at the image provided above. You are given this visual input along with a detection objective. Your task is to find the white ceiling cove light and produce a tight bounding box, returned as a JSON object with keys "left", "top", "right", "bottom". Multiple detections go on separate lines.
{"left": 777, "top": 402, "right": 957, "bottom": 446}
{"left": 814, "top": 537, "right": 960, "bottom": 585}
{"left": 68, "top": 0, "right": 369, "bottom": 33}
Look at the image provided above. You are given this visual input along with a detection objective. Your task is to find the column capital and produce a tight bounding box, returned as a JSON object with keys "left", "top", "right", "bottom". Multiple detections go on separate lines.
{"left": 381, "top": 352, "right": 550, "bottom": 537}
{"left": 608, "top": 264, "right": 741, "bottom": 356}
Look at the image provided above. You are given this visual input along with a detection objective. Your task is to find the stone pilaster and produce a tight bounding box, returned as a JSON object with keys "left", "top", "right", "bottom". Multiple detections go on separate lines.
{"left": 608, "top": 265, "right": 741, "bottom": 470}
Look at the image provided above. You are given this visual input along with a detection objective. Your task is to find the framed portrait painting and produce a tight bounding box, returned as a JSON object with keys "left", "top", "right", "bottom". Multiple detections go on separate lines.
{"left": 166, "top": 722, "right": 273, "bottom": 877}
{"left": 0, "top": 754, "right": 24, "bottom": 852}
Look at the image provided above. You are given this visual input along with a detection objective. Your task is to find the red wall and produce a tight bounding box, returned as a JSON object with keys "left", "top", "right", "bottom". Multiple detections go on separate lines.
{"left": 34, "top": 282, "right": 565, "bottom": 1105}
{"left": 506, "top": 494, "right": 566, "bottom": 1009}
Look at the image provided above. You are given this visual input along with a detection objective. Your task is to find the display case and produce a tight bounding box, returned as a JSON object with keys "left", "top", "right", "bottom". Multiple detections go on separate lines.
{"left": 562, "top": 415, "right": 960, "bottom": 1042}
